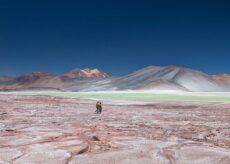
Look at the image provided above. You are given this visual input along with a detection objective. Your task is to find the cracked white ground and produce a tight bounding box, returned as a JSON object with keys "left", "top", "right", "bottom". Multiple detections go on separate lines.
{"left": 0, "top": 94, "right": 230, "bottom": 164}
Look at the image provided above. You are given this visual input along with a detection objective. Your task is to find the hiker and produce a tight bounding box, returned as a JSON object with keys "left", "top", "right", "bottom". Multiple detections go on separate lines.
{"left": 98, "top": 101, "right": 102, "bottom": 114}
{"left": 95, "top": 101, "right": 102, "bottom": 114}
{"left": 95, "top": 101, "right": 100, "bottom": 113}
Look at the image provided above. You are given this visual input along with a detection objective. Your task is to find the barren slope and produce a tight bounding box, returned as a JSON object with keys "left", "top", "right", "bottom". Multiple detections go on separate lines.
{"left": 67, "top": 66, "right": 230, "bottom": 92}
{"left": 1, "top": 66, "right": 230, "bottom": 92}
{"left": 213, "top": 74, "right": 230, "bottom": 84}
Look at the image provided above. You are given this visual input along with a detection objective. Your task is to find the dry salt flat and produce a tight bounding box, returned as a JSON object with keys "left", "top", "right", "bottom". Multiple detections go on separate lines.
{"left": 0, "top": 94, "right": 230, "bottom": 164}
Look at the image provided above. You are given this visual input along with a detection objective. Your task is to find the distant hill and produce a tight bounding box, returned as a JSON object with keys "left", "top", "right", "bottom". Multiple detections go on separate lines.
{"left": 212, "top": 74, "right": 230, "bottom": 84}
{"left": 0, "top": 66, "right": 229, "bottom": 92}
{"left": 0, "top": 76, "right": 15, "bottom": 82}
{"left": 0, "top": 68, "right": 109, "bottom": 90}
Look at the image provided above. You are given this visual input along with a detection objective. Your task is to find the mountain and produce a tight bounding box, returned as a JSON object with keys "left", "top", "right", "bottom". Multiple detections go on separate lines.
{"left": 65, "top": 65, "right": 230, "bottom": 92}
{"left": 0, "top": 66, "right": 229, "bottom": 92}
{"left": 64, "top": 68, "right": 109, "bottom": 79}
{"left": 14, "top": 72, "right": 54, "bottom": 84}
{"left": 0, "top": 68, "right": 109, "bottom": 90}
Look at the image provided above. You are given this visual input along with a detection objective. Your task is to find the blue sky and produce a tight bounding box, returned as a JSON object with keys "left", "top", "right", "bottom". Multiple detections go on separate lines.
{"left": 0, "top": 0, "right": 230, "bottom": 76}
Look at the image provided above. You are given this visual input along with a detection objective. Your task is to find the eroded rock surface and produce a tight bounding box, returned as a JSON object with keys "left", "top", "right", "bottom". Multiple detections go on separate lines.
{"left": 0, "top": 95, "right": 230, "bottom": 163}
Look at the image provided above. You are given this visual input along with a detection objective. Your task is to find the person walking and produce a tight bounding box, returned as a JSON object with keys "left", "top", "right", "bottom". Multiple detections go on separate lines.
{"left": 95, "top": 101, "right": 102, "bottom": 114}
{"left": 98, "top": 101, "right": 102, "bottom": 114}
{"left": 95, "top": 101, "right": 100, "bottom": 114}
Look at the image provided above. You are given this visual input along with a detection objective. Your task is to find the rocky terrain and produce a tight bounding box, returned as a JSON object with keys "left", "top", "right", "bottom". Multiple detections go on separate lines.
{"left": 0, "top": 94, "right": 230, "bottom": 163}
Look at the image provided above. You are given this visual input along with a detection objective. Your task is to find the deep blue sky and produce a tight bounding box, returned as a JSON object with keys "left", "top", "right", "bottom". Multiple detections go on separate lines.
{"left": 0, "top": 0, "right": 230, "bottom": 76}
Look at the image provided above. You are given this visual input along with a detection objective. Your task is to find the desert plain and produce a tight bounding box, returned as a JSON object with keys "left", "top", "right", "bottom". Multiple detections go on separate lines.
{"left": 0, "top": 91, "right": 230, "bottom": 164}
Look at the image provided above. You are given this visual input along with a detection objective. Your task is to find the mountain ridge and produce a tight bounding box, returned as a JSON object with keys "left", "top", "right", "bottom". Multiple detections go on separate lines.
{"left": 0, "top": 66, "right": 229, "bottom": 92}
